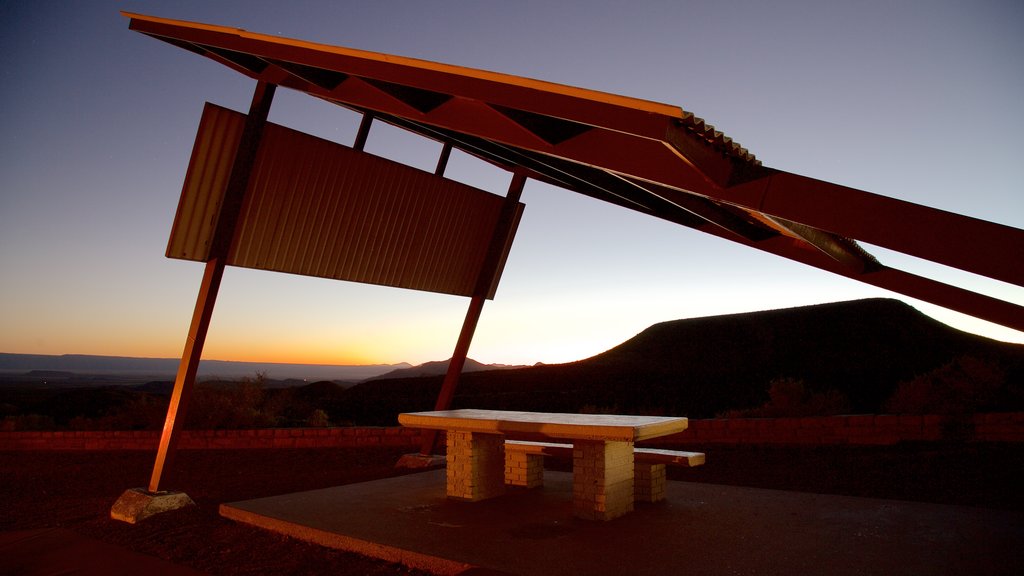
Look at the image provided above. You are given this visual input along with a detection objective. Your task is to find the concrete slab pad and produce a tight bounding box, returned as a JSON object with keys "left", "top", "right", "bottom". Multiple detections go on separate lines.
{"left": 221, "top": 470, "right": 1024, "bottom": 576}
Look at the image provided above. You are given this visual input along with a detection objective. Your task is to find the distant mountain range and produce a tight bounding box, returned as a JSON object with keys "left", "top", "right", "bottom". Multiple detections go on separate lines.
{"left": 0, "top": 353, "right": 528, "bottom": 387}
{"left": 0, "top": 354, "right": 411, "bottom": 384}
{"left": 339, "top": 298, "right": 1024, "bottom": 423}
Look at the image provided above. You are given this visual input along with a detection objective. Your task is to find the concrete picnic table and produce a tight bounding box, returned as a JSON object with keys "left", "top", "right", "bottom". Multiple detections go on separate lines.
{"left": 398, "top": 409, "right": 688, "bottom": 520}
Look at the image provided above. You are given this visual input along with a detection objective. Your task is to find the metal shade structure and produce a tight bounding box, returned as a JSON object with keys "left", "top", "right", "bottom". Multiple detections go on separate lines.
{"left": 117, "top": 12, "right": 1023, "bottom": 506}
{"left": 124, "top": 11, "right": 1023, "bottom": 330}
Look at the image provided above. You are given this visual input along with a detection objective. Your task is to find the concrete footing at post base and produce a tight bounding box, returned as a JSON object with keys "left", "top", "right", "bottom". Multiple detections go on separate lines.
{"left": 110, "top": 488, "right": 195, "bottom": 524}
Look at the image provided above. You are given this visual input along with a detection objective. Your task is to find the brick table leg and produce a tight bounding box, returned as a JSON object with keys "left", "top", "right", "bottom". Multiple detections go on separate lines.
{"left": 446, "top": 430, "right": 505, "bottom": 501}
{"left": 572, "top": 440, "right": 634, "bottom": 520}
{"left": 505, "top": 450, "right": 544, "bottom": 488}
{"left": 634, "top": 462, "right": 667, "bottom": 503}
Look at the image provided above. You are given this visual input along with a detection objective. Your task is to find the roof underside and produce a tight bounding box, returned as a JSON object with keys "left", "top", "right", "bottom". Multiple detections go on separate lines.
{"left": 124, "top": 12, "right": 1024, "bottom": 333}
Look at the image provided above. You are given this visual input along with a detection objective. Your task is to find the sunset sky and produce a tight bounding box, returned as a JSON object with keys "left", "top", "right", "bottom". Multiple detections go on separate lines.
{"left": 2, "top": 0, "right": 1022, "bottom": 367}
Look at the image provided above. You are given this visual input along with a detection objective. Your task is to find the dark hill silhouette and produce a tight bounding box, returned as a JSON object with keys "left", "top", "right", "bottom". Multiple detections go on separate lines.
{"left": 337, "top": 299, "right": 1024, "bottom": 424}
{"left": 582, "top": 298, "right": 1023, "bottom": 413}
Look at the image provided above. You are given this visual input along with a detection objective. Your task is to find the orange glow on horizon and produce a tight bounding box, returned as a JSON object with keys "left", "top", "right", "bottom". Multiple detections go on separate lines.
{"left": 199, "top": 340, "right": 391, "bottom": 366}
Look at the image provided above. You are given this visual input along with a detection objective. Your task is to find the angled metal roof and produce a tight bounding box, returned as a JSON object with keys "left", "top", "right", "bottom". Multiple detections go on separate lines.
{"left": 124, "top": 12, "right": 1024, "bottom": 332}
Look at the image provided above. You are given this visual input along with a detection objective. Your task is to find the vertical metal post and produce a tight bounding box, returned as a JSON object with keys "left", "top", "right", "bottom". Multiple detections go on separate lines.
{"left": 148, "top": 81, "right": 276, "bottom": 493}
{"left": 353, "top": 113, "right": 373, "bottom": 151}
{"left": 435, "top": 142, "right": 453, "bottom": 176}
{"left": 419, "top": 170, "right": 527, "bottom": 455}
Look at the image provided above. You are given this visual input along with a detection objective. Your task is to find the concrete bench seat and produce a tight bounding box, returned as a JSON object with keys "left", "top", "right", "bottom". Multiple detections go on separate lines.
{"left": 504, "top": 440, "right": 705, "bottom": 503}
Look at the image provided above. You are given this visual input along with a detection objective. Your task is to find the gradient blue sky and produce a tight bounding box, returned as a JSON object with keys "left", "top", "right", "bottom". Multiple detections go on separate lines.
{"left": 2, "top": 0, "right": 1022, "bottom": 366}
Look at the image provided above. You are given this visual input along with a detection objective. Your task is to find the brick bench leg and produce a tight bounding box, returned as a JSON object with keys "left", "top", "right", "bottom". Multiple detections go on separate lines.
{"left": 446, "top": 430, "right": 505, "bottom": 501}
{"left": 634, "top": 462, "right": 666, "bottom": 503}
{"left": 573, "top": 440, "right": 634, "bottom": 521}
{"left": 505, "top": 450, "right": 544, "bottom": 488}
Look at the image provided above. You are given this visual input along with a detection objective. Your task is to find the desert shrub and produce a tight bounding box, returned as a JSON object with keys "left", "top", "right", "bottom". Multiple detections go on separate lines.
{"left": 721, "top": 377, "right": 850, "bottom": 418}
{"left": 1, "top": 414, "right": 56, "bottom": 431}
{"left": 579, "top": 404, "right": 620, "bottom": 415}
{"left": 0, "top": 371, "right": 351, "bottom": 430}
{"left": 305, "top": 408, "right": 331, "bottom": 427}
{"left": 185, "top": 376, "right": 279, "bottom": 429}
{"left": 885, "top": 355, "right": 1007, "bottom": 414}
{"left": 68, "top": 393, "right": 169, "bottom": 430}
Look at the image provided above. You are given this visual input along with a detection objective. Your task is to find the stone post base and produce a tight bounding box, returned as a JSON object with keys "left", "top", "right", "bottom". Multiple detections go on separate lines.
{"left": 396, "top": 453, "right": 446, "bottom": 469}
{"left": 110, "top": 488, "right": 195, "bottom": 524}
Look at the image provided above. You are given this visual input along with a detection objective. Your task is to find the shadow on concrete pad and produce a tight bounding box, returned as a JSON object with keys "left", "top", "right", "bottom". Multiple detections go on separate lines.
{"left": 221, "top": 470, "right": 1024, "bottom": 576}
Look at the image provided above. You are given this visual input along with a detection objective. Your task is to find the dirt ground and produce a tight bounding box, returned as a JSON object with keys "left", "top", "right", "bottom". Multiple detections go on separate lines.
{"left": 2, "top": 443, "right": 1022, "bottom": 575}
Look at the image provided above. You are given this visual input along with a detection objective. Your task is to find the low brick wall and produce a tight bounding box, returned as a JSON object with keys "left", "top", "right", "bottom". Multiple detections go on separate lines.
{"left": 0, "top": 426, "right": 423, "bottom": 451}
{"left": 1, "top": 413, "right": 1021, "bottom": 451}
{"left": 647, "top": 412, "right": 1024, "bottom": 446}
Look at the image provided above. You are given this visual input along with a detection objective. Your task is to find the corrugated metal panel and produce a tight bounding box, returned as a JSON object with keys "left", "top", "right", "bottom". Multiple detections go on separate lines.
{"left": 166, "top": 103, "right": 244, "bottom": 260}
{"left": 167, "top": 104, "right": 520, "bottom": 298}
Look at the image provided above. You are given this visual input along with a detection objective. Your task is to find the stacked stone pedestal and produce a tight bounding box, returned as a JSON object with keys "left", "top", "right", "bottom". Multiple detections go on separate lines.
{"left": 446, "top": 430, "right": 505, "bottom": 501}
{"left": 572, "top": 440, "right": 634, "bottom": 521}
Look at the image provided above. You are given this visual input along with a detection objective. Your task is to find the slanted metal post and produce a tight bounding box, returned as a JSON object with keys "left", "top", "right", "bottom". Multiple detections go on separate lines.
{"left": 147, "top": 81, "right": 276, "bottom": 493}
{"left": 419, "top": 170, "right": 527, "bottom": 455}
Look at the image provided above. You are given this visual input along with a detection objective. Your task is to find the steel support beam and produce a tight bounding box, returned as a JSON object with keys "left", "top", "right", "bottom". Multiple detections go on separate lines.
{"left": 722, "top": 171, "right": 1024, "bottom": 287}
{"left": 698, "top": 225, "right": 1024, "bottom": 332}
{"left": 148, "top": 81, "right": 276, "bottom": 493}
{"left": 148, "top": 258, "right": 225, "bottom": 493}
{"left": 419, "top": 170, "right": 527, "bottom": 455}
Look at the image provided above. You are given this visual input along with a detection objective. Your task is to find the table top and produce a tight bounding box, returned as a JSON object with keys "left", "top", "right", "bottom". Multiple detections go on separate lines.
{"left": 398, "top": 409, "right": 687, "bottom": 442}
